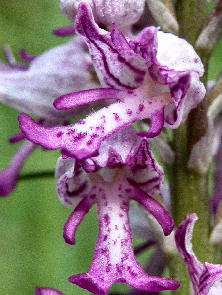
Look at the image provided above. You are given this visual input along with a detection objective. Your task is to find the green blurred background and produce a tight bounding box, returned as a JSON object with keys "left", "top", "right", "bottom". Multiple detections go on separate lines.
{"left": 0, "top": 1, "right": 222, "bottom": 294}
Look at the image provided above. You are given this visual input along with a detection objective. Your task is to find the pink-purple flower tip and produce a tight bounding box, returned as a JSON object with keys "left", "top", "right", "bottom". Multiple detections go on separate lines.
{"left": 35, "top": 287, "right": 63, "bottom": 295}
{"left": 0, "top": 168, "right": 17, "bottom": 197}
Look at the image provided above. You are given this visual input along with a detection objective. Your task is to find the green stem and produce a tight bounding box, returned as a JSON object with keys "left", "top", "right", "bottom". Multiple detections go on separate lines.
{"left": 167, "top": 2, "right": 211, "bottom": 294}
{"left": 169, "top": 126, "right": 212, "bottom": 295}
{"left": 176, "top": 0, "right": 208, "bottom": 44}
{"left": 19, "top": 170, "right": 54, "bottom": 181}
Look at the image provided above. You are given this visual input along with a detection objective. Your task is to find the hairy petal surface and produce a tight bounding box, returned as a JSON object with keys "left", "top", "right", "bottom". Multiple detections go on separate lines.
{"left": 0, "top": 37, "right": 98, "bottom": 121}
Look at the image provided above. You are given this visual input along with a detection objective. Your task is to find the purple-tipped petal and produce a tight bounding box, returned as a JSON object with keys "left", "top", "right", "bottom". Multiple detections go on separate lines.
{"left": 53, "top": 26, "right": 75, "bottom": 37}
{"left": 54, "top": 88, "right": 123, "bottom": 110}
{"left": 176, "top": 214, "right": 222, "bottom": 294}
{"left": 132, "top": 188, "right": 174, "bottom": 236}
{"left": 35, "top": 287, "right": 63, "bottom": 295}
{"left": 69, "top": 180, "right": 179, "bottom": 294}
{"left": 19, "top": 89, "right": 168, "bottom": 159}
{"left": 175, "top": 214, "right": 203, "bottom": 294}
{"left": 9, "top": 132, "right": 25, "bottom": 143}
{"left": 0, "top": 141, "right": 36, "bottom": 196}
{"left": 2, "top": 46, "right": 27, "bottom": 71}
{"left": 20, "top": 49, "right": 36, "bottom": 62}
{"left": 64, "top": 196, "right": 95, "bottom": 245}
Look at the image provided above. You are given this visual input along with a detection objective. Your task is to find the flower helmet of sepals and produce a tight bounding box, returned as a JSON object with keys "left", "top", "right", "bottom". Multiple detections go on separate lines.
{"left": 59, "top": 0, "right": 145, "bottom": 35}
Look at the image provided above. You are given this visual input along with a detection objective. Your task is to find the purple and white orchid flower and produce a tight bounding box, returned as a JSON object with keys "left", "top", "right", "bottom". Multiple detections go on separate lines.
{"left": 60, "top": 0, "right": 145, "bottom": 35}
{"left": 19, "top": 3, "right": 205, "bottom": 161}
{"left": 0, "top": 37, "right": 99, "bottom": 196}
{"left": 55, "top": 126, "right": 179, "bottom": 294}
{"left": 35, "top": 288, "right": 63, "bottom": 295}
{"left": 175, "top": 214, "right": 222, "bottom": 295}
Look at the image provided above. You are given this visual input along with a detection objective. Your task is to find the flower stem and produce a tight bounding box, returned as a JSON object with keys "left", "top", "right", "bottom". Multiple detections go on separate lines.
{"left": 176, "top": 0, "right": 208, "bottom": 45}
{"left": 167, "top": 2, "right": 212, "bottom": 293}
{"left": 169, "top": 125, "right": 212, "bottom": 294}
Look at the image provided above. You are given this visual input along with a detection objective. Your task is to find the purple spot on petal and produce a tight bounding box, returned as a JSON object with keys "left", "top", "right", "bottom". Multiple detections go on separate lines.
{"left": 91, "top": 134, "right": 99, "bottom": 139}
{"left": 104, "top": 214, "right": 110, "bottom": 226}
{"left": 78, "top": 119, "right": 86, "bottom": 125}
{"left": 113, "top": 113, "right": 120, "bottom": 121}
{"left": 135, "top": 76, "right": 143, "bottom": 83}
{"left": 87, "top": 140, "right": 93, "bottom": 146}
{"left": 103, "top": 234, "right": 108, "bottom": 241}
{"left": 67, "top": 129, "right": 76, "bottom": 135}
{"left": 119, "top": 213, "right": 124, "bottom": 218}
{"left": 138, "top": 104, "right": 144, "bottom": 112}
{"left": 57, "top": 131, "right": 63, "bottom": 138}
{"left": 74, "top": 132, "right": 87, "bottom": 141}
{"left": 127, "top": 109, "right": 132, "bottom": 116}
{"left": 90, "top": 194, "right": 96, "bottom": 200}
{"left": 100, "top": 115, "right": 105, "bottom": 121}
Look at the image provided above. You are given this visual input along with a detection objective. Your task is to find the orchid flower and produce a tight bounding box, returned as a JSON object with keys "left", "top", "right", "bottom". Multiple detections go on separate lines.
{"left": 175, "top": 214, "right": 222, "bottom": 295}
{"left": 55, "top": 126, "right": 179, "bottom": 294}
{"left": 0, "top": 37, "right": 99, "bottom": 196}
{"left": 59, "top": 0, "right": 145, "bottom": 35}
{"left": 19, "top": 3, "right": 205, "bottom": 161}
